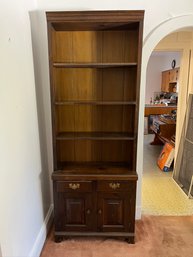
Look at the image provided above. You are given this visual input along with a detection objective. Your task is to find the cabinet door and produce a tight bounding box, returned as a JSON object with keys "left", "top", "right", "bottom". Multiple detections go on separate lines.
{"left": 55, "top": 192, "right": 93, "bottom": 231}
{"left": 54, "top": 181, "right": 93, "bottom": 231}
{"left": 161, "top": 71, "right": 170, "bottom": 92}
{"left": 169, "top": 69, "right": 174, "bottom": 83}
{"left": 97, "top": 191, "right": 135, "bottom": 232}
{"left": 169, "top": 68, "right": 179, "bottom": 83}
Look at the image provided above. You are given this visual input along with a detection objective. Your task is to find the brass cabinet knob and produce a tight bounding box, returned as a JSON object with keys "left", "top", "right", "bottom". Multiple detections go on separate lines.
{"left": 109, "top": 182, "right": 120, "bottom": 190}
{"left": 86, "top": 209, "right": 91, "bottom": 215}
{"left": 69, "top": 183, "right": 80, "bottom": 190}
{"left": 98, "top": 209, "right": 102, "bottom": 214}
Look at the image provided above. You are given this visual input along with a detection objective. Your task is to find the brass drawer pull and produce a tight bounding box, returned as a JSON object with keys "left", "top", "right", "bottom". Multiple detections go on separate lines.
{"left": 69, "top": 183, "right": 80, "bottom": 190}
{"left": 109, "top": 182, "right": 120, "bottom": 190}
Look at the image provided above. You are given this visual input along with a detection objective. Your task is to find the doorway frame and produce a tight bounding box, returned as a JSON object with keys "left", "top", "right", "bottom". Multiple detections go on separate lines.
{"left": 136, "top": 14, "right": 193, "bottom": 219}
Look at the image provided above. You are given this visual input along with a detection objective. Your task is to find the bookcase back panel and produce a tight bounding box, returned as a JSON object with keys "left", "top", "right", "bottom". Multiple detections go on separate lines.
{"left": 75, "top": 141, "right": 101, "bottom": 162}
{"left": 52, "top": 31, "right": 138, "bottom": 63}
{"left": 52, "top": 31, "right": 73, "bottom": 62}
{"left": 101, "top": 106, "right": 135, "bottom": 133}
{"left": 101, "top": 69, "right": 125, "bottom": 101}
{"left": 123, "top": 67, "right": 137, "bottom": 101}
{"left": 56, "top": 105, "right": 75, "bottom": 132}
{"left": 101, "top": 141, "right": 133, "bottom": 162}
{"left": 55, "top": 105, "right": 135, "bottom": 134}
{"left": 57, "top": 140, "right": 75, "bottom": 162}
{"left": 56, "top": 140, "right": 133, "bottom": 164}
{"left": 102, "top": 31, "right": 125, "bottom": 62}
{"left": 74, "top": 105, "right": 102, "bottom": 132}
{"left": 54, "top": 68, "right": 136, "bottom": 102}
{"left": 54, "top": 68, "right": 102, "bottom": 101}
{"left": 122, "top": 106, "right": 135, "bottom": 133}
{"left": 54, "top": 68, "right": 74, "bottom": 101}
{"left": 124, "top": 30, "right": 138, "bottom": 63}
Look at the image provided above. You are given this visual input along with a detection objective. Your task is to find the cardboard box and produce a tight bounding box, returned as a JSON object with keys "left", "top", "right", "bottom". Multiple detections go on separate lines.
{"left": 157, "top": 143, "right": 175, "bottom": 172}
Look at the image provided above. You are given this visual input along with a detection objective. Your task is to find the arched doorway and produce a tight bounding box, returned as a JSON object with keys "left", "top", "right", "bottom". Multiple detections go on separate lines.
{"left": 136, "top": 14, "right": 193, "bottom": 218}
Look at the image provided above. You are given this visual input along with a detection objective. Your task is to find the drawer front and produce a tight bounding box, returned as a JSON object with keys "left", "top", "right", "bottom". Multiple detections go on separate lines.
{"left": 56, "top": 181, "right": 92, "bottom": 192}
{"left": 97, "top": 181, "right": 131, "bottom": 192}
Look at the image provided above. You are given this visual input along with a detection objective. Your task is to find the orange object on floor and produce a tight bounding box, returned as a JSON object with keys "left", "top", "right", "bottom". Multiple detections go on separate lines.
{"left": 157, "top": 143, "right": 175, "bottom": 171}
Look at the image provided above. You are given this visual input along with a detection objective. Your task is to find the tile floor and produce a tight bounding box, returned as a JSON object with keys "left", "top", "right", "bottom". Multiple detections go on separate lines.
{"left": 142, "top": 134, "right": 193, "bottom": 215}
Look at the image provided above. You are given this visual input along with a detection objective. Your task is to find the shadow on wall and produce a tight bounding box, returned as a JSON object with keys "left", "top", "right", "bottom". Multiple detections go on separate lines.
{"left": 29, "top": 11, "right": 53, "bottom": 221}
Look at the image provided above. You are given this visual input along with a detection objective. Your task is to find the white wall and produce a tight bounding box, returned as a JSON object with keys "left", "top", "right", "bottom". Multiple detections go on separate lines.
{"left": 0, "top": 0, "right": 52, "bottom": 257}
{"left": 145, "top": 51, "right": 181, "bottom": 104}
{"left": 36, "top": 0, "right": 193, "bottom": 37}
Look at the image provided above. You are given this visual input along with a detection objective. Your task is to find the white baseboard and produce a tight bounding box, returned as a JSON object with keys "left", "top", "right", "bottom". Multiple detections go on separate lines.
{"left": 29, "top": 204, "right": 54, "bottom": 257}
{"left": 135, "top": 205, "right": 141, "bottom": 220}
{"left": 0, "top": 244, "right": 2, "bottom": 257}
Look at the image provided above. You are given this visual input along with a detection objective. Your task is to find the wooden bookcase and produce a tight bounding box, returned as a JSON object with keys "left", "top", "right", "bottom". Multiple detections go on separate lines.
{"left": 46, "top": 10, "right": 144, "bottom": 243}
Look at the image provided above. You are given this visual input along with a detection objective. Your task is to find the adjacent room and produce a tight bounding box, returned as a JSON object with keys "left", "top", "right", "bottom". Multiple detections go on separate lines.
{"left": 143, "top": 31, "right": 193, "bottom": 215}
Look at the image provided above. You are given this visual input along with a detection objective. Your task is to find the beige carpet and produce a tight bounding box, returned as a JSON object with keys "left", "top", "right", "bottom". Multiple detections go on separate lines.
{"left": 41, "top": 216, "right": 193, "bottom": 257}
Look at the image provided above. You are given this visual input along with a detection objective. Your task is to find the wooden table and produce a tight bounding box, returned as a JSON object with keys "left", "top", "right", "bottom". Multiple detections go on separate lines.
{"left": 145, "top": 105, "right": 177, "bottom": 134}
{"left": 150, "top": 117, "right": 176, "bottom": 145}
{"left": 145, "top": 105, "right": 177, "bottom": 116}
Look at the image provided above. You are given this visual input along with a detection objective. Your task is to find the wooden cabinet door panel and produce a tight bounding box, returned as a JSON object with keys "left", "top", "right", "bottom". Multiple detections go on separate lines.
{"left": 169, "top": 68, "right": 179, "bottom": 83}
{"left": 161, "top": 71, "right": 170, "bottom": 92}
{"left": 97, "top": 192, "right": 132, "bottom": 232}
{"left": 54, "top": 192, "right": 93, "bottom": 231}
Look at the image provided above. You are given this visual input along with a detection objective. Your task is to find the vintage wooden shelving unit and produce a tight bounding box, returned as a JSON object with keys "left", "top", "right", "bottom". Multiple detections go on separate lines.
{"left": 46, "top": 10, "right": 144, "bottom": 243}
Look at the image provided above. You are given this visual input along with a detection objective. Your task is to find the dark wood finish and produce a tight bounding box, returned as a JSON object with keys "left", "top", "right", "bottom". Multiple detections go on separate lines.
{"left": 52, "top": 167, "right": 138, "bottom": 180}
{"left": 47, "top": 10, "right": 144, "bottom": 31}
{"left": 56, "top": 132, "right": 136, "bottom": 140}
{"left": 97, "top": 192, "right": 131, "bottom": 232}
{"left": 47, "top": 10, "right": 144, "bottom": 243}
{"left": 55, "top": 101, "right": 136, "bottom": 105}
{"left": 56, "top": 141, "right": 134, "bottom": 165}
{"left": 54, "top": 182, "right": 93, "bottom": 232}
{"left": 53, "top": 178, "right": 137, "bottom": 237}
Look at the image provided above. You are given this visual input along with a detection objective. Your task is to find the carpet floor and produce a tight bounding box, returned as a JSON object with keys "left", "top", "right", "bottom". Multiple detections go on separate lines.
{"left": 41, "top": 215, "right": 193, "bottom": 257}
